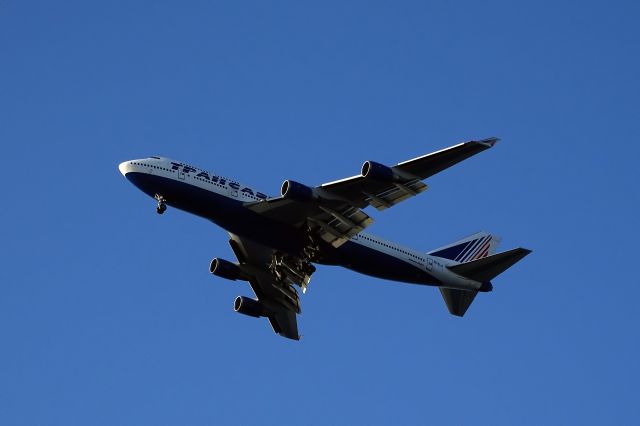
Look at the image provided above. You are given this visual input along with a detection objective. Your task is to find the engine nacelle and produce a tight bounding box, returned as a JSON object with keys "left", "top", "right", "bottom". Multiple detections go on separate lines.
{"left": 210, "top": 258, "right": 244, "bottom": 281}
{"left": 234, "top": 296, "right": 268, "bottom": 318}
{"left": 361, "top": 160, "right": 395, "bottom": 181}
{"left": 281, "top": 179, "right": 315, "bottom": 202}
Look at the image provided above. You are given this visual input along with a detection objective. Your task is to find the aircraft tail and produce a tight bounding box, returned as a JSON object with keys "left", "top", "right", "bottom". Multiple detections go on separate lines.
{"left": 447, "top": 247, "right": 532, "bottom": 283}
{"left": 437, "top": 244, "right": 532, "bottom": 317}
{"left": 428, "top": 231, "right": 501, "bottom": 264}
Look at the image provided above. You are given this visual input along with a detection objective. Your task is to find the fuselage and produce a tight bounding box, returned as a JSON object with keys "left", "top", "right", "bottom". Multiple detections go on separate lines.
{"left": 118, "top": 156, "right": 481, "bottom": 291}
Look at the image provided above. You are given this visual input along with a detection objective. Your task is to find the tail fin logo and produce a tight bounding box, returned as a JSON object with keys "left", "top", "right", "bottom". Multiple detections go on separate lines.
{"left": 457, "top": 236, "right": 492, "bottom": 262}
{"left": 429, "top": 234, "right": 493, "bottom": 263}
{"left": 430, "top": 240, "right": 474, "bottom": 261}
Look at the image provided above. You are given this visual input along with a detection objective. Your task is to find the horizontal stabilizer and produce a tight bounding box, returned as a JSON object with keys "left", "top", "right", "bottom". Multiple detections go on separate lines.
{"left": 448, "top": 248, "right": 531, "bottom": 282}
{"left": 440, "top": 288, "right": 478, "bottom": 317}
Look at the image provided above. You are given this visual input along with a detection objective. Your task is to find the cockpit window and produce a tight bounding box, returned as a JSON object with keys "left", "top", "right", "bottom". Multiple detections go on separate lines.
{"left": 149, "top": 156, "right": 161, "bottom": 159}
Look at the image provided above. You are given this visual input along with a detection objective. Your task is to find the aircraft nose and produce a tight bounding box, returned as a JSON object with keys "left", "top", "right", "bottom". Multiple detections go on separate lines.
{"left": 118, "top": 161, "right": 131, "bottom": 176}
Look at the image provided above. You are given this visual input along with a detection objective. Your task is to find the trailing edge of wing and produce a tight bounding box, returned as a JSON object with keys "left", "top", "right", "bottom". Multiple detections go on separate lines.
{"left": 245, "top": 195, "right": 374, "bottom": 248}
{"left": 268, "top": 309, "right": 300, "bottom": 340}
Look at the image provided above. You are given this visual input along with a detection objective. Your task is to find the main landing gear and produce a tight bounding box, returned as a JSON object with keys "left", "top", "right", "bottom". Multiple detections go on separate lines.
{"left": 155, "top": 194, "right": 167, "bottom": 215}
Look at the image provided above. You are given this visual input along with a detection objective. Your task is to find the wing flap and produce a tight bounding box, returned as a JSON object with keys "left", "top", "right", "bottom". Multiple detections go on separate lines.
{"left": 365, "top": 180, "right": 429, "bottom": 211}
{"left": 267, "top": 309, "right": 300, "bottom": 340}
{"left": 246, "top": 199, "right": 373, "bottom": 248}
{"left": 308, "top": 205, "right": 373, "bottom": 247}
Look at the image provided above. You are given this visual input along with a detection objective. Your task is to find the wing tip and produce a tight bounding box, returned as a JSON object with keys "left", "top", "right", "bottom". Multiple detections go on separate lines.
{"left": 475, "top": 137, "right": 500, "bottom": 147}
{"left": 470, "top": 137, "right": 500, "bottom": 148}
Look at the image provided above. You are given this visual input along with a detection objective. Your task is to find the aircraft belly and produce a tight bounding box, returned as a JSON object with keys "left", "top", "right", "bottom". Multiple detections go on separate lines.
{"left": 324, "top": 241, "right": 441, "bottom": 286}
{"left": 124, "top": 172, "right": 304, "bottom": 253}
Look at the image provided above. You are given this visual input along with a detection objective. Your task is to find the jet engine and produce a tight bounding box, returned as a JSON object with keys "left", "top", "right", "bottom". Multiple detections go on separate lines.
{"left": 209, "top": 258, "right": 245, "bottom": 281}
{"left": 361, "top": 160, "right": 395, "bottom": 181}
{"left": 281, "top": 179, "right": 315, "bottom": 202}
{"left": 234, "top": 296, "right": 268, "bottom": 318}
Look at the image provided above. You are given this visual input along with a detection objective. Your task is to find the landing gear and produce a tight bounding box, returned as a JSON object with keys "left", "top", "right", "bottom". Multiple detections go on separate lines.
{"left": 268, "top": 225, "right": 322, "bottom": 293}
{"left": 269, "top": 252, "right": 317, "bottom": 294}
{"left": 155, "top": 194, "right": 167, "bottom": 215}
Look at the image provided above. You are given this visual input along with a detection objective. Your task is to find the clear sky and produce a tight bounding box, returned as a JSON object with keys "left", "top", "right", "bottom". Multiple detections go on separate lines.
{"left": 1, "top": 1, "right": 639, "bottom": 425}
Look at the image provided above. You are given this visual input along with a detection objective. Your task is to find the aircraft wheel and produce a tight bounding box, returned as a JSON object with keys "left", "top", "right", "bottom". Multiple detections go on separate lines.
{"left": 156, "top": 204, "right": 167, "bottom": 214}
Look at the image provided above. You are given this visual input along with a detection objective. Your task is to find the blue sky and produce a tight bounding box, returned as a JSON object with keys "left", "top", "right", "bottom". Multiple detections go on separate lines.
{"left": 1, "top": 1, "right": 639, "bottom": 424}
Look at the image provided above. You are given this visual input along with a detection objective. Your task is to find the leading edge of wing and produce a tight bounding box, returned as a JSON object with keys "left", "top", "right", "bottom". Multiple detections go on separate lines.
{"left": 320, "top": 137, "right": 499, "bottom": 189}
{"left": 397, "top": 138, "right": 497, "bottom": 167}
{"left": 322, "top": 173, "right": 364, "bottom": 188}
{"left": 395, "top": 137, "right": 499, "bottom": 180}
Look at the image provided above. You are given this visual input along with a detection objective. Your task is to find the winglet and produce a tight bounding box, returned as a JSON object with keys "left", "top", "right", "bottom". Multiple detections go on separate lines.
{"left": 476, "top": 137, "right": 500, "bottom": 147}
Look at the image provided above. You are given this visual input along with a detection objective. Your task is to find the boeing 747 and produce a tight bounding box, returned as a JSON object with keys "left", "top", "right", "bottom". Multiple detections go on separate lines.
{"left": 119, "top": 138, "right": 530, "bottom": 340}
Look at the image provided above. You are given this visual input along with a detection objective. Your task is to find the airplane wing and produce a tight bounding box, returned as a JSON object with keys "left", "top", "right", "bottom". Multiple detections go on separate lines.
{"left": 247, "top": 138, "right": 498, "bottom": 248}
{"left": 227, "top": 233, "right": 301, "bottom": 340}
{"left": 320, "top": 137, "right": 498, "bottom": 210}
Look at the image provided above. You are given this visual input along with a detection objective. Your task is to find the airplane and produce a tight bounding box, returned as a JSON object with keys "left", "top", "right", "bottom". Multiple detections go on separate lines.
{"left": 119, "top": 137, "right": 531, "bottom": 340}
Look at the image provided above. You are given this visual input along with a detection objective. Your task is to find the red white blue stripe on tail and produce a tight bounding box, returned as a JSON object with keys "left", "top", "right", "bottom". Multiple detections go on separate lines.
{"left": 428, "top": 231, "right": 501, "bottom": 264}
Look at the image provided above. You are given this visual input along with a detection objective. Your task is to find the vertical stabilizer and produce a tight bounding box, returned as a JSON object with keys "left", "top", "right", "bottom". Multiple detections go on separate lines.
{"left": 428, "top": 232, "right": 501, "bottom": 264}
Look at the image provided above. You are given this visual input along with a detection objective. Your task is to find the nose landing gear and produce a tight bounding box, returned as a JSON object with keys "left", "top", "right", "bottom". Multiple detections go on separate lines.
{"left": 155, "top": 194, "right": 167, "bottom": 215}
